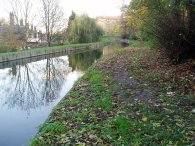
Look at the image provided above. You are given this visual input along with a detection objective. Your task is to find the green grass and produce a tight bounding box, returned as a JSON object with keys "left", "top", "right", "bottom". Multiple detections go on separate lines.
{"left": 30, "top": 122, "right": 69, "bottom": 146}
{"left": 99, "top": 36, "right": 111, "bottom": 43}
{"left": 39, "top": 123, "right": 69, "bottom": 134}
{"left": 130, "top": 40, "right": 149, "bottom": 48}
{"left": 0, "top": 43, "right": 92, "bottom": 56}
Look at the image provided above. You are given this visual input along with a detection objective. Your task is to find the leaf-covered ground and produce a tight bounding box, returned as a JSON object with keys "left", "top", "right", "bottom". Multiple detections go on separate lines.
{"left": 30, "top": 46, "right": 195, "bottom": 146}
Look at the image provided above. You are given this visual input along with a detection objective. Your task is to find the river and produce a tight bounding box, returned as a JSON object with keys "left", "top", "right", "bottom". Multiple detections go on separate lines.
{"left": 0, "top": 46, "right": 114, "bottom": 146}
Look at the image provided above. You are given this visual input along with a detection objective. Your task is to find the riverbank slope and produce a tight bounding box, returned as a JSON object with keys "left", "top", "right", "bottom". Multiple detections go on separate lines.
{"left": 30, "top": 44, "right": 194, "bottom": 145}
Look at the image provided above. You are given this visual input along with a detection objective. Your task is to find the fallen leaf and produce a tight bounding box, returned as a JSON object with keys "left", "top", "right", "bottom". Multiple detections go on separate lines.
{"left": 167, "top": 92, "right": 175, "bottom": 96}
{"left": 142, "top": 115, "right": 148, "bottom": 122}
{"left": 192, "top": 109, "right": 195, "bottom": 114}
{"left": 104, "top": 76, "right": 110, "bottom": 83}
{"left": 89, "top": 134, "right": 97, "bottom": 140}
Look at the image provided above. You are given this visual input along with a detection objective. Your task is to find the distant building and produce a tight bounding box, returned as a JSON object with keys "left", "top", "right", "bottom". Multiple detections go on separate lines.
{"left": 0, "top": 12, "right": 43, "bottom": 44}
{"left": 95, "top": 16, "right": 121, "bottom": 35}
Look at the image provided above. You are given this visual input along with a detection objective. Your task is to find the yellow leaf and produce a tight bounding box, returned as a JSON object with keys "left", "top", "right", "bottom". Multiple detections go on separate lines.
{"left": 192, "top": 86, "right": 195, "bottom": 89}
{"left": 142, "top": 116, "right": 148, "bottom": 122}
{"left": 104, "top": 76, "right": 110, "bottom": 83}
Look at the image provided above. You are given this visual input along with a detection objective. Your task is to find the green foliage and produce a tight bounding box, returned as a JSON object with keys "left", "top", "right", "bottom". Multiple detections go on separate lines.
{"left": 129, "top": 34, "right": 138, "bottom": 40}
{"left": 99, "top": 37, "right": 110, "bottom": 43}
{"left": 68, "top": 14, "right": 104, "bottom": 43}
{"left": 130, "top": 40, "right": 149, "bottom": 48}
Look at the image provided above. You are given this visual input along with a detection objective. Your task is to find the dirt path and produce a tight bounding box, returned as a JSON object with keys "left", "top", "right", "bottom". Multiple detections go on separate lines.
{"left": 96, "top": 50, "right": 159, "bottom": 104}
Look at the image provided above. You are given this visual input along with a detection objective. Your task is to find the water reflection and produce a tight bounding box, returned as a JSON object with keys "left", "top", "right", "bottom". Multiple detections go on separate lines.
{"left": 0, "top": 49, "right": 103, "bottom": 112}
{"left": 69, "top": 49, "right": 102, "bottom": 71}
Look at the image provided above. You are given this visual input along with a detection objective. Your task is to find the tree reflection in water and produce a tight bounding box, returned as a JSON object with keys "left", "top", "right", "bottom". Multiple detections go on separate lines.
{"left": 0, "top": 48, "right": 103, "bottom": 112}
{"left": 1, "top": 56, "right": 71, "bottom": 112}
{"left": 69, "top": 49, "right": 102, "bottom": 71}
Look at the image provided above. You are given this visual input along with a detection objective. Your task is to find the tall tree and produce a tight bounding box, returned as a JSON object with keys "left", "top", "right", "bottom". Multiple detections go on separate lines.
{"left": 40, "top": 0, "right": 65, "bottom": 46}
{"left": 66, "top": 11, "right": 76, "bottom": 41}
{"left": 68, "top": 15, "right": 103, "bottom": 43}
{"left": 68, "top": 11, "right": 76, "bottom": 26}
{"left": 20, "top": 0, "right": 32, "bottom": 47}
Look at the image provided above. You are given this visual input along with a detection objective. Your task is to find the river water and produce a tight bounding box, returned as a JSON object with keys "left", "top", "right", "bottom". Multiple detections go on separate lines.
{"left": 0, "top": 46, "right": 113, "bottom": 146}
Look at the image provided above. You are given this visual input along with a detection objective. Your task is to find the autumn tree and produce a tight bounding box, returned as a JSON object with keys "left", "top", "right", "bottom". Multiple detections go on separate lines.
{"left": 0, "top": 18, "right": 23, "bottom": 52}
{"left": 124, "top": 0, "right": 195, "bottom": 62}
{"left": 1, "top": 26, "right": 24, "bottom": 52}
{"left": 123, "top": 3, "right": 148, "bottom": 40}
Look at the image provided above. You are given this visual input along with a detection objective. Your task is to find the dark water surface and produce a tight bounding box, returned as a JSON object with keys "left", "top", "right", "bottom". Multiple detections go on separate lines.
{"left": 0, "top": 46, "right": 114, "bottom": 146}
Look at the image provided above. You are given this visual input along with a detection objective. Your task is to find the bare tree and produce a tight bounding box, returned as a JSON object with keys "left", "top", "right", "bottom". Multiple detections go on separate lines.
{"left": 20, "top": 0, "right": 33, "bottom": 47}
{"left": 3, "top": 0, "right": 32, "bottom": 25}
{"left": 39, "top": 0, "right": 65, "bottom": 46}
{"left": 7, "top": 0, "right": 20, "bottom": 25}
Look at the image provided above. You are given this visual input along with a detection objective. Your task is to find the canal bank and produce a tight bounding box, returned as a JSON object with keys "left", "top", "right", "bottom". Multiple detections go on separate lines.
{"left": 0, "top": 42, "right": 107, "bottom": 63}
{"left": 30, "top": 46, "right": 194, "bottom": 145}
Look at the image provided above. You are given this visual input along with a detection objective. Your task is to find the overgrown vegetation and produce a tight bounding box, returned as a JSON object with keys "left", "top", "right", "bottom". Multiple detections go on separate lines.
{"left": 30, "top": 44, "right": 194, "bottom": 145}
{"left": 0, "top": 26, "right": 24, "bottom": 53}
{"left": 123, "top": 0, "right": 195, "bottom": 62}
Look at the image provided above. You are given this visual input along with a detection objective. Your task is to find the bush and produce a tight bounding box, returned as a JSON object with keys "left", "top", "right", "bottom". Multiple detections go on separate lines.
{"left": 129, "top": 34, "right": 138, "bottom": 40}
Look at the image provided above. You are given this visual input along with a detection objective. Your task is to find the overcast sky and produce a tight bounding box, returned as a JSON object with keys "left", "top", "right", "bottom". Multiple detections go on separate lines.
{"left": 0, "top": 0, "right": 130, "bottom": 19}
{"left": 0, "top": 0, "right": 130, "bottom": 31}
{"left": 59, "top": 0, "right": 129, "bottom": 18}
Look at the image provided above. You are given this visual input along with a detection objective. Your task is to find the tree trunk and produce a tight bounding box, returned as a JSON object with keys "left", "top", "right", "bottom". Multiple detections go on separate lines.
{"left": 188, "top": 0, "right": 195, "bottom": 43}
{"left": 47, "top": 33, "right": 51, "bottom": 46}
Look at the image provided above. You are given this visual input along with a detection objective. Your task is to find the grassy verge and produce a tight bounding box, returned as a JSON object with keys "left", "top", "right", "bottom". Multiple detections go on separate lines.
{"left": 30, "top": 43, "right": 194, "bottom": 145}
{"left": 129, "top": 40, "right": 150, "bottom": 48}
{"left": 99, "top": 36, "right": 111, "bottom": 43}
{"left": 0, "top": 37, "right": 110, "bottom": 57}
